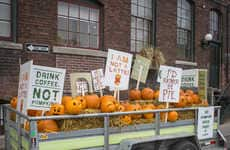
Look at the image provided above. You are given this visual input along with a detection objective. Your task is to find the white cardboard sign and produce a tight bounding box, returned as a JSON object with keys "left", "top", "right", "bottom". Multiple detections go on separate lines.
{"left": 197, "top": 107, "right": 214, "bottom": 140}
{"left": 18, "top": 61, "right": 66, "bottom": 112}
{"left": 159, "top": 65, "right": 182, "bottom": 103}
{"left": 181, "top": 69, "right": 199, "bottom": 87}
{"left": 104, "top": 49, "right": 133, "bottom": 91}
{"left": 91, "top": 69, "right": 105, "bottom": 91}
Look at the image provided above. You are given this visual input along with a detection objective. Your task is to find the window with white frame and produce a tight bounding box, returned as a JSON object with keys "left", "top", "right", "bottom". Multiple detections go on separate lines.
{"left": 57, "top": 1, "right": 100, "bottom": 49}
{"left": 0, "top": 0, "right": 11, "bottom": 38}
{"left": 131, "top": 0, "right": 152, "bottom": 52}
{"left": 177, "top": 0, "right": 194, "bottom": 60}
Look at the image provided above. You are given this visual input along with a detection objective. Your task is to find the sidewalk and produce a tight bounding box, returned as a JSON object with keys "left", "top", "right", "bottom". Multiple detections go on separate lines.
{"left": 0, "top": 135, "right": 4, "bottom": 150}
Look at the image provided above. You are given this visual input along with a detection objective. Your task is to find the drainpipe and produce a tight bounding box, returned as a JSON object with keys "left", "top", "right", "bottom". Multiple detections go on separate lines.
{"left": 12, "top": 0, "right": 17, "bottom": 42}
{"left": 152, "top": 0, "right": 157, "bottom": 48}
{"left": 226, "top": 5, "right": 229, "bottom": 82}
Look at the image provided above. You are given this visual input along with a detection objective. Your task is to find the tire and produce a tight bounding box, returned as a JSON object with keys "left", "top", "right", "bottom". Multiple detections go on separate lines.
{"left": 172, "top": 141, "right": 198, "bottom": 150}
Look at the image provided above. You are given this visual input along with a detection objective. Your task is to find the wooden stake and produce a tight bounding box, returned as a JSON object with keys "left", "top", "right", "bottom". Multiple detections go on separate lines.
{"left": 113, "top": 86, "right": 117, "bottom": 99}
{"left": 117, "top": 87, "right": 120, "bottom": 103}
{"left": 99, "top": 89, "right": 103, "bottom": 97}
{"left": 165, "top": 102, "right": 169, "bottom": 123}
{"left": 136, "top": 65, "right": 143, "bottom": 90}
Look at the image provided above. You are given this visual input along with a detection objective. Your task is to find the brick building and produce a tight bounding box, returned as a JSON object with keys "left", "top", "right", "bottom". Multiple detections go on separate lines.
{"left": 0, "top": 0, "right": 229, "bottom": 100}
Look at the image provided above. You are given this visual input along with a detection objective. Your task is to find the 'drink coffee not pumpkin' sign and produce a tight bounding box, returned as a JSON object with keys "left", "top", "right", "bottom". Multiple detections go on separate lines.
{"left": 18, "top": 61, "right": 66, "bottom": 112}
{"left": 105, "top": 49, "right": 133, "bottom": 90}
{"left": 159, "top": 65, "right": 182, "bottom": 103}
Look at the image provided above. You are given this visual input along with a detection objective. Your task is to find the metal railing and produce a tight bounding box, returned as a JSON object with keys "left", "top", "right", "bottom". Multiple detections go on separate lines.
{"left": 3, "top": 104, "right": 221, "bottom": 150}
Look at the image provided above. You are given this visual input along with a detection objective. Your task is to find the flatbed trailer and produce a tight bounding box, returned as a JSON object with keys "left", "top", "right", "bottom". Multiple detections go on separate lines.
{"left": 2, "top": 104, "right": 221, "bottom": 150}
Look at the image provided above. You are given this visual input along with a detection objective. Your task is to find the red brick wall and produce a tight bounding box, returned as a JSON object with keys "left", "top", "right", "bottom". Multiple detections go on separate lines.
{"left": 0, "top": 49, "right": 20, "bottom": 100}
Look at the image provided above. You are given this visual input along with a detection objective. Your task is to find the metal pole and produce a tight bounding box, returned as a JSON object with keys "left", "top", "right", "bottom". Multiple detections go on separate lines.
{"left": 3, "top": 106, "right": 10, "bottom": 150}
{"left": 16, "top": 114, "right": 22, "bottom": 150}
{"left": 104, "top": 116, "right": 109, "bottom": 150}
{"left": 155, "top": 112, "right": 160, "bottom": 135}
{"left": 29, "top": 121, "right": 39, "bottom": 150}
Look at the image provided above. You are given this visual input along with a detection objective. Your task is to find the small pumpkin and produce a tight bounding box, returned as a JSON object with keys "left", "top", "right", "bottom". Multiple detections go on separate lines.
{"left": 10, "top": 97, "right": 18, "bottom": 109}
{"left": 85, "top": 94, "right": 100, "bottom": 109}
{"left": 180, "top": 89, "right": 185, "bottom": 96}
{"left": 129, "top": 89, "right": 141, "bottom": 100}
{"left": 200, "top": 100, "right": 209, "bottom": 106}
{"left": 185, "top": 89, "right": 194, "bottom": 96}
{"left": 157, "top": 104, "right": 166, "bottom": 120}
{"left": 154, "top": 90, "right": 159, "bottom": 99}
{"left": 142, "top": 107, "right": 154, "bottom": 119}
{"left": 50, "top": 104, "right": 65, "bottom": 115}
{"left": 141, "top": 88, "right": 154, "bottom": 100}
{"left": 191, "top": 94, "right": 200, "bottom": 104}
{"left": 27, "top": 110, "right": 43, "bottom": 116}
{"left": 121, "top": 101, "right": 131, "bottom": 110}
{"left": 117, "top": 104, "right": 125, "bottom": 112}
{"left": 75, "top": 96, "right": 87, "bottom": 109}
{"left": 37, "top": 120, "right": 59, "bottom": 133}
{"left": 168, "top": 111, "right": 178, "bottom": 122}
{"left": 65, "top": 98, "right": 82, "bottom": 114}
{"left": 126, "top": 104, "right": 142, "bottom": 119}
{"left": 100, "top": 96, "right": 117, "bottom": 113}
{"left": 62, "top": 96, "right": 72, "bottom": 106}
{"left": 120, "top": 115, "right": 132, "bottom": 125}
{"left": 185, "top": 95, "right": 193, "bottom": 106}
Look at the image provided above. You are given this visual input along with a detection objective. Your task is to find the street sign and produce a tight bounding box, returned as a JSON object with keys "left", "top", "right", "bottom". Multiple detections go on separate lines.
{"left": 25, "top": 43, "right": 49, "bottom": 52}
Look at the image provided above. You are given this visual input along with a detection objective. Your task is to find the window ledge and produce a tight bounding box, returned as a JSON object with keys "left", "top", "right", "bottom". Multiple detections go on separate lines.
{"left": 53, "top": 46, "right": 107, "bottom": 57}
{"left": 175, "top": 60, "right": 197, "bottom": 67}
{"left": 0, "top": 41, "right": 22, "bottom": 50}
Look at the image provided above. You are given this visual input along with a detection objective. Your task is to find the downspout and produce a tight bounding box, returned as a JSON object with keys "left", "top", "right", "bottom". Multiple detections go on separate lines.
{"left": 226, "top": 5, "right": 229, "bottom": 83}
{"left": 152, "top": 0, "right": 157, "bottom": 48}
{"left": 12, "top": 0, "right": 17, "bottom": 42}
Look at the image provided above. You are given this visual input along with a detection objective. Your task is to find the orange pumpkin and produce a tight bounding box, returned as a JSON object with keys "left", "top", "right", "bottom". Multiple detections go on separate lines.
{"left": 168, "top": 111, "right": 178, "bottom": 122}
{"left": 62, "top": 96, "right": 72, "bottom": 106}
{"left": 191, "top": 94, "right": 200, "bottom": 104}
{"left": 141, "top": 88, "right": 154, "bottom": 100}
{"left": 84, "top": 94, "right": 100, "bottom": 109}
{"left": 75, "top": 96, "right": 87, "bottom": 109}
{"left": 120, "top": 115, "right": 132, "bottom": 125}
{"left": 157, "top": 104, "right": 166, "bottom": 120}
{"left": 27, "top": 110, "right": 43, "bottom": 116}
{"left": 121, "top": 101, "right": 130, "bottom": 110}
{"left": 129, "top": 89, "right": 141, "bottom": 100}
{"left": 65, "top": 98, "right": 82, "bottom": 114}
{"left": 126, "top": 104, "right": 142, "bottom": 119}
{"left": 200, "top": 100, "right": 209, "bottom": 106}
{"left": 10, "top": 97, "right": 18, "bottom": 109}
{"left": 180, "top": 89, "right": 185, "bottom": 96}
{"left": 142, "top": 107, "right": 154, "bottom": 119}
{"left": 50, "top": 104, "right": 65, "bottom": 115}
{"left": 142, "top": 104, "right": 156, "bottom": 109}
{"left": 185, "top": 89, "right": 194, "bottom": 96}
{"left": 175, "top": 95, "right": 187, "bottom": 108}
{"left": 185, "top": 95, "right": 193, "bottom": 106}
{"left": 37, "top": 120, "right": 59, "bottom": 133}
{"left": 101, "top": 96, "right": 117, "bottom": 113}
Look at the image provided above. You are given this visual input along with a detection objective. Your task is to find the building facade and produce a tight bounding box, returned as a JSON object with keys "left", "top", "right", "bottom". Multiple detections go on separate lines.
{"left": 0, "top": 0, "right": 229, "bottom": 100}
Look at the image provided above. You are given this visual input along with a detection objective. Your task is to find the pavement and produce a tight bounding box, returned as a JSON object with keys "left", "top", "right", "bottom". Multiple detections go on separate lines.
{"left": 0, "top": 135, "right": 4, "bottom": 150}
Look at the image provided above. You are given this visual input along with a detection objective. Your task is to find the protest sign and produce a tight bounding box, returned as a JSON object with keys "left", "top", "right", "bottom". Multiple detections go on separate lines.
{"left": 197, "top": 107, "right": 214, "bottom": 139}
{"left": 104, "top": 49, "right": 133, "bottom": 91}
{"left": 181, "top": 69, "right": 198, "bottom": 88}
{"left": 91, "top": 69, "right": 105, "bottom": 91}
{"left": 70, "top": 73, "right": 93, "bottom": 97}
{"left": 158, "top": 65, "right": 182, "bottom": 103}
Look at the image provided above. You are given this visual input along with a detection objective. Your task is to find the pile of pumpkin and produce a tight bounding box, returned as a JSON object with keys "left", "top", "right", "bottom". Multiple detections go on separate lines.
{"left": 129, "top": 87, "right": 209, "bottom": 107}
{"left": 8, "top": 88, "right": 208, "bottom": 133}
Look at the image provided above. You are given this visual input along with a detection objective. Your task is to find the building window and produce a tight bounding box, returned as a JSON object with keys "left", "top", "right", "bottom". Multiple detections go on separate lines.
{"left": 57, "top": 1, "right": 100, "bottom": 49}
{"left": 131, "top": 0, "right": 152, "bottom": 52}
{"left": 177, "top": 0, "right": 193, "bottom": 60}
{"left": 0, "top": 0, "right": 11, "bottom": 39}
{"left": 210, "top": 10, "right": 221, "bottom": 41}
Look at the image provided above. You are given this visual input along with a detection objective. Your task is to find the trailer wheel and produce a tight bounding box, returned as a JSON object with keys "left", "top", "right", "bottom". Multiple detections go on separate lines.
{"left": 172, "top": 141, "right": 198, "bottom": 150}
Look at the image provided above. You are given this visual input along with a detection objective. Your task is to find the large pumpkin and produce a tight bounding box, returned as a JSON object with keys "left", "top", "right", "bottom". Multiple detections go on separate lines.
{"left": 141, "top": 88, "right": 154, "bottom": 100}
{"left": 100, "top": 95, "right": 117, "bottom": 113}
{"left": 84, "top": 94, "right": 100, "bottom": 109}
{"left": 175, "top": 95, "right": 187, "bottom": 108}
{"left": 129, "top": 89, "right": 141, "bottom": 100}
{"left": 126, "top": 104, "right": 142, "bottom": 119}
{"left": 61, "top": 96, "right": 72, "bottom": 106}
{"left": 168, "top": 111, "right": 178, "bottom": 122}
{"left": 37, "top": 120, "right": 59, "bottom": 133}
{"left": 50, "top": 104, "right": 65, "bottom": 115}
{"left": 10, "top": 97, "right": 18, "bottom": 109}
{"left": 75, "top": 96, "right": 87, "bottom": 109}
{"left": 65, "top": 98, "right": 82, "bottom": 114}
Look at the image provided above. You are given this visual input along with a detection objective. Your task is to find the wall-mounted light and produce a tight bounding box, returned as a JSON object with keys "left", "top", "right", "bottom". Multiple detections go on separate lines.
{"left": 201, "top": 33, "right": 213, "bottom": 48}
